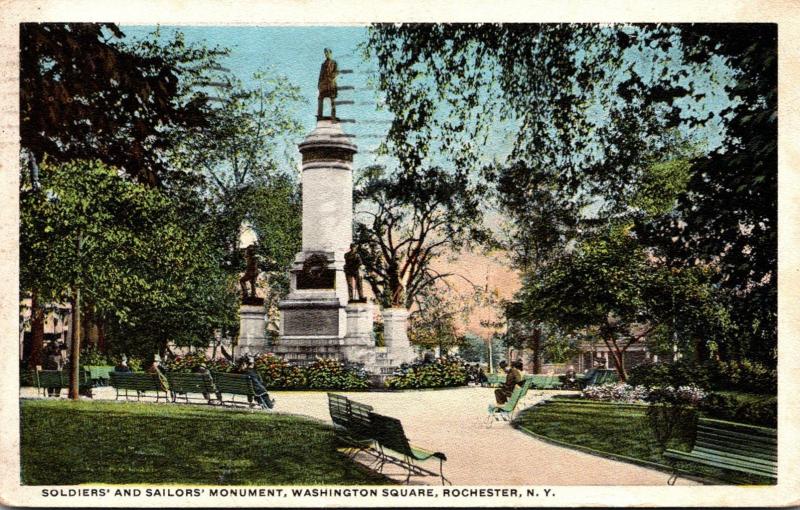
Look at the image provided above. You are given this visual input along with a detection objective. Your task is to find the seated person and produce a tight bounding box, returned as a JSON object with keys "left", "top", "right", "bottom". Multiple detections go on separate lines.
{"left": 114, "top": 355, "right": 131, "bottom": 372}
{"left": 241, "top": 357, "right": 275, "bottom": 410}
{"left": 43, "top": 342, "right": 64, "bottom": 397}
{"left": 494, "top": 360, "right": 523, "bottom": 405}
{"left": 147, "top": 357, "right": 169, "bottom": 392}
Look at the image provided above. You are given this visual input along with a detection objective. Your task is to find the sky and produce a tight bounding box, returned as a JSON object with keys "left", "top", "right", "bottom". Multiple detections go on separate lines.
{"left": 120, "top": 25, "right": 405, "bottom": 176}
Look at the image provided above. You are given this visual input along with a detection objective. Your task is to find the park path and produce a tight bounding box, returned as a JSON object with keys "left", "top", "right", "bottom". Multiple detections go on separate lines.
{"left": 20, "top": 385, "right": 696, "bottom": 486}
{"left": 263, "top": 386, "right": 697, "bottom": 486}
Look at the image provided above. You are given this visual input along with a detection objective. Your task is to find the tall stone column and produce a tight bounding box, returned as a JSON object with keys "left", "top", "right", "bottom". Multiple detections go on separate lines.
{"left": 276, "top": 119, "right": 359, "bottom": 363}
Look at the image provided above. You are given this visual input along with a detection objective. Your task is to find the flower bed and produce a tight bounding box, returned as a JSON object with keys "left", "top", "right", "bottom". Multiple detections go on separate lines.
{"left": 384, "top": 356, "right": 468, "bottom": 389}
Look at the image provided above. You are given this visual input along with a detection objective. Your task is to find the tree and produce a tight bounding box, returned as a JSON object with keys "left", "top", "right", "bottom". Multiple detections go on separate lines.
{"left": 407, "top": 284, "right": 476, "bottom": 354}
{"left": 20, "top": 159, "right": 238, "bottom": 394}
{"left": 368, "top": 23, "right": 775, "bottom": 363}
{"left": 354, "top": 165, "right": 490, "bottom": 309}
{"left": 519, "top": 226, "right": 729, "bottom": 380}
{"left": 20, "top": 23, "right": 222, "bottom": 187}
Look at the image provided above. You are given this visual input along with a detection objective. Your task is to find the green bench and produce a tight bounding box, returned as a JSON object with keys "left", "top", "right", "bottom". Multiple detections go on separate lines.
{"left": 165, "top": 372, "right": 218, "bottom": 404}
{"left": 83, "top": 365, "right": 115, "bottom": 386}
{"left": 369, "top": 411, "right": 450, "bottom": 485}
{"left": 529, "top": 374, "right": 562, "bottom": 389}
{"left": 33, "top": 369, "right": 92, "bottom": 397}
{"left": 327, "top": 393, "right": 377, "bottom": 458}
{"left": 485, "top": 373, "right": 505, "bottom": 387}
{"left": 212, "top": 372, "right": 261, "bottom": 407}
{"left": 108, "top": 372, "right": 170, "bottom": 402}
{"left": 576, "top": 368, "right": 619, "bottom": 388}
{"left": 664, "top": 417, "right": 777, "bottom": 484}
{"left": 487, "top": 376, "right": 534, "bottom": 425}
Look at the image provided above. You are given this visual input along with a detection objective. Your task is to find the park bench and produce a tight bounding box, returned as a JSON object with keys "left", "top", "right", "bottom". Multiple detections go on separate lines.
{"left": 576, "top": 368, "right": 619, "bottom": 388}
{"left": 165, "top": 372, "right": 218, "bottom": 404}
{"left": 83, "top": 365, "right": 115, "bottom": 387}
{"left": 664, "top": 417, "right": 777, "bottom": 484}
{"left": 327, "top": 393, "right": 377, "bottom": 458}
{"left": 108, "top": 371, "right": 170, "bottom": 402}
{"left": 368, "top": 411, "right": 451, "bottom": 485}
{"left": 529, "top": 374, "right": 561, "bottom": 390}
{"left": 34, "top": 369, "right": 92, "bottom": 397}
{"left": 212, "top": 372, "right": 263, "bottom": 407}
{"left": 487, "top": 376, "right": 534, "bottom": 425}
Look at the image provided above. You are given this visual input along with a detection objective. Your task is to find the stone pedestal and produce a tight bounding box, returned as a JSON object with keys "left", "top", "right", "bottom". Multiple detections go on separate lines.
{"left": 383, "top": 307, "right": 415, "bottom": 364}
{"left": 277, "top": 118, "right": 358, "bottom": 364}
{"left": 341, "top": 302, "right": 376, "bottom": 366}
{"left": 238, "top": 305, "right": 269, "bottom": 355}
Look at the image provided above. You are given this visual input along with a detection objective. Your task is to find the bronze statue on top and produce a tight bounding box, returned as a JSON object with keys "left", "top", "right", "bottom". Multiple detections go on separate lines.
{"left": 317, "top": 48, "right": 339, "bottom": 120}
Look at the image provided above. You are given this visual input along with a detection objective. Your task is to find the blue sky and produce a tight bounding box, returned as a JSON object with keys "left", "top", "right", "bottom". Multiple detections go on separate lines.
{"left": 121, "top": 25, "right": 399, "bottom": 175}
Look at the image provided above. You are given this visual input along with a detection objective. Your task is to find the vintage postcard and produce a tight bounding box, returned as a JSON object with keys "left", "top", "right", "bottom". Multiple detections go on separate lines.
{"left": 1, "top": 0, "right": 798, "bottom": 507}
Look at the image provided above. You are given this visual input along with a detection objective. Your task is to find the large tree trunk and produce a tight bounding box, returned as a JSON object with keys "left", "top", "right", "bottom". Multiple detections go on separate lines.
{"left": 29, "top": 290, "right": 45, "bottom": 369}
{"left": 603, "top": 336, "right": 628, "bottom": 381}
{"left": 531, "top": 327, "right": 542, "bottom": 374}
{"left": 69, "top": 287, "right": 81, "bottom": 400}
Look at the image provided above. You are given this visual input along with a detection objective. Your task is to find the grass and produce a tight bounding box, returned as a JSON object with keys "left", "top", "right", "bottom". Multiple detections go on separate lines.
{"left": 20, "top": 399, "right": 391, "bottom": 485}
{"left": 515, "top": 397, "right": 774, "bottom": 485}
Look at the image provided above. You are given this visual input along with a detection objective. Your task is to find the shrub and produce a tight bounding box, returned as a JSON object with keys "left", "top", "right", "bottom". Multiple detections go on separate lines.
{"left": 701, "top": 392, "right": 777, "bottom": 428}
{"left": 253, "top": 353, "right": 307, "bottom": 389}
{"left": 80, "top": 345, "right": 112, "bottom": 366}
{"left": 385, "top": 356, "right": 467, "bottom": 389}
{"left": 303, "top": 357, "right": 369, "bottom": 390}
{"left": 162, "top": 352, "right": 209, "bottom": 373}
{"left": 627, "top": 358, "right": 777, "bottom": 395}
{"left": 582, "top": 383, "right": 649, "bottom": 403}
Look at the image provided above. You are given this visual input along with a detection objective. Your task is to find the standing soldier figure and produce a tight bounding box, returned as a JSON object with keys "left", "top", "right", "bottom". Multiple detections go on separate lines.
{"left": 239, "top": 244, "right": 259, "bottom": 299}
{"left": 317, "top": 47, "right": 339, "bottom": 119}
{"left": 344, "top": 243, "right": 364, "bottom": 302}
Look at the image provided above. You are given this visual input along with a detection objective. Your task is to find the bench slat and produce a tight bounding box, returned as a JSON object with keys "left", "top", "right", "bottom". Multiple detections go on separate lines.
{"left": 695, "top": 435, "right": 777, "bottom": 460}
{"left": 692, "top": 446, "right": 777, "bottom": 468}
{"left": 664, "top": 450, "right": 776, "bottom": 479}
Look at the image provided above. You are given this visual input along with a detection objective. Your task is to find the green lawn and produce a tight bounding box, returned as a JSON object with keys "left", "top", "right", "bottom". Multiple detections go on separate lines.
{"left": 20, "top": 399, "right": 390, "bottom": 485}
{"left": 515, "top": 397, "right": 774, "bottom": 485}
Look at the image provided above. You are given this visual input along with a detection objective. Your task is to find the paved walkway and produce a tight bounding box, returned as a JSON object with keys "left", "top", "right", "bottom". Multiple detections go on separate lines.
{"left": 20, "top": 385, "right": 696, "bottom": 486}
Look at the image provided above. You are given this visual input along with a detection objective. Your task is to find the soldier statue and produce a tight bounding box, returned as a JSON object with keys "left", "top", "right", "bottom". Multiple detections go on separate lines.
{"left": 317, "top": 47, "right": 339, "bottom": 120}
{"left": 344, "top": 243, "right": 365, "bottom": 302}
{"left": 239, "top": 244, "right": 259, "bottom": 299}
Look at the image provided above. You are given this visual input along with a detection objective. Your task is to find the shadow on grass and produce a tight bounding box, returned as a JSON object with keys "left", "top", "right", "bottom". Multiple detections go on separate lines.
{"left": 20, "top": 399, "right": 391, "bottom": 485}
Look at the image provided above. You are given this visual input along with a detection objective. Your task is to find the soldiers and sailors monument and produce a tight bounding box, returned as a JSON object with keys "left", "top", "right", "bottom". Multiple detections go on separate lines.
{"left": 237, "top": 48, "right": 414, "bottom": 378}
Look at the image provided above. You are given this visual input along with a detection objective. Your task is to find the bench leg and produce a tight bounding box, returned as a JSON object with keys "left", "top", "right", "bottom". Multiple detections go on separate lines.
{"left": 667, "top": 470, "right": 678, "bottom": 486}
{"left": 439, "top": 457, "right": 452, "bottom": 486}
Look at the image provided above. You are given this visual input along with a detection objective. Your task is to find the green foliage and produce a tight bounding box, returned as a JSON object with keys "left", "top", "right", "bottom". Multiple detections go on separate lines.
{"left": 408, "top": 285, "right": 475, "bottom": 352}
{"left": 252, "top": 353, "right": 307, "bottom": 389}
{"left": 80, "top": 345, "right": 112, "bottom": 366}
{"left": 161, "top": 352, "right": 210, "bottom": 373}
{"left": 20, "top": 23, "right": 225, "bottom": 186}
{"left": 628, "top": 359, "right": 777, "bottom": 395}
{"left": 384, "top": 356, "right": 467, "bottom": 389}
{"left": 304, "top": 358, "right": 370, "bottom": 390}
{"left": 20, "top": 159, "right": 239, "bottom": 359}
{"left": 701, "top": 393, "right": 777, "bottom": 428}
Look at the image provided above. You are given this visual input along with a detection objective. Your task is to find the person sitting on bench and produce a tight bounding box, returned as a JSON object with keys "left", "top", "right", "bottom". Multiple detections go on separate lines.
{"left": 242, "top": 357, "right": 275, "bottom": 410}
{"left": 494, "top": 360, "right": 523, "bottom": 405}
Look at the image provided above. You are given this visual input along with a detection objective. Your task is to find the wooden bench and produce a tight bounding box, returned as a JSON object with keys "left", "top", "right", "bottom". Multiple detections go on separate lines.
{"left": 664, "top": 417, "right": 777, "bottom": 484}
{"left": 487, "top": 376, "right": 534, "bottom": 425}
{"left": 327, "top": 393, "right": 376, "bottom": 458}
{"left": 34, "top": 369, "right": 92, "bottom": 397}
{"left": 83, "top": 365, "right": 115, "bottom": 386}
{"left": 165, "top": 372, "right": 217, "bottom": 404}
{"left": 212, "top": 372, "right": 260, "bottom": 407}
{"left": 369, "top": 411, "right": 450, "bottom": 485}
{"left": 529, "top": 374, "right": 562, "bottom": 390}
{"left": 108, "top": 372, "right": 169, "bottom": 402}
{"left": 576, "top": 368, "right": 619, "bottom": 388}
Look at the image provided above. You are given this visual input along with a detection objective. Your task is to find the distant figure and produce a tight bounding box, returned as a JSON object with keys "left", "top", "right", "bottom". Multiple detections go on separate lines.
{"left": 147, "top": 357, "right": 169, "bottom": 392}
{"left": 494, "top": 360, "right": 523, "bottom": 405}
{"left": 193, "top": 363, "right": 212, "bottom": 402}
{"left": 239, "top": 244, "right": 259, "bottom": 299}
{"left": 43, "top": 342, "right": 63, "bottom": 397}
{"left": 344, "top": 243, "right": 364, "bottom": 302}
{"left": 477, "top": 366, "right": 489, "bottom": 386}
{"left": 114, "top": 355, "right": 131, "bottom": 372}
{"left": 317, "top": 48, "right": 339, "bottom": 119}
